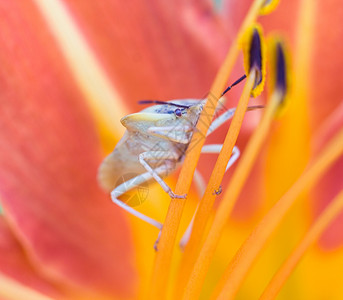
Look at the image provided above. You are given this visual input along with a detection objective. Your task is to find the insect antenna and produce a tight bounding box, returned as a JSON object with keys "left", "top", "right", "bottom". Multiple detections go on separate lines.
{"left": 247, "top": 104, "right": 265, "bottom": 111}
{"left": 138, "top": 74, "right": 247, "bottom": 108}
{"left": 221, "top": 74, "right": 247, "bottom": 96}
{"left": 138, "top": 100, "right": 191, "bottom": 109}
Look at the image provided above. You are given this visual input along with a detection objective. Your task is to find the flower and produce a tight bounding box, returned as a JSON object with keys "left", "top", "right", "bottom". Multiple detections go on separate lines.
{"left": 0, "top": 0, "right": 342, "bottom": 300}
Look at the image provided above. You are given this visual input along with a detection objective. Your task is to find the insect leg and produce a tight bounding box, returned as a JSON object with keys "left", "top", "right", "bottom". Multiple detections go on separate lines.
{"left": 139, "top": 151, "right": 186, "bottom": 199}
{"left": 179, "top": 145, "right": 240, "bottom": 248}
{"left": 193, "top": 169, "right": 206, "bottom": 197}
{"left": 207, "top": 105, "right": 263, "bottom": 136}
{"left": 201, "top": 144, "right": 240, "bottom": 171}
{"left": 207, "top": 108, "right": 236, "bottom": 136}
{"left": 111, "top": 171, "right": 163, "bottom": 230}
{"left": 179, "top": 205, "right": 198, "bottom": 250}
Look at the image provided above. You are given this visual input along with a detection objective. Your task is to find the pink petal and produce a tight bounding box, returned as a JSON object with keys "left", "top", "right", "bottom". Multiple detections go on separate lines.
{"left": 310, "top": 0, "right": 343, "bottom": 129}
{"left": 312, "top": 102, "right": 343, "bottom": 250}
{"left": 0, "top": 217, "right": 60, "bottom": 298}
{"left": 62, "top": 0, "right": 235, "bottom": 110}
{"left": 0, "top": 1, "right": 136, "bottom": 297}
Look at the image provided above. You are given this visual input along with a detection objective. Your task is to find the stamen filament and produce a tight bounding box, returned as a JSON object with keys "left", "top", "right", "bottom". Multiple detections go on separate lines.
{"left": 259, "top": 190, "right": 343, "bottom": 300}
{"left": 212, "top": 127, "right": 343, "bottom": 300}
{"left": 180, "top": 70, "right": 257, "bottom": 300}
{"left": 148, "top": 1, "right": 268, "bottom": 298}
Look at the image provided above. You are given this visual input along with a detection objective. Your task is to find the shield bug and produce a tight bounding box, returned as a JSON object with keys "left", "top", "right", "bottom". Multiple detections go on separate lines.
{"left": 97, "top": 75, "right": 258, "bottom": 247}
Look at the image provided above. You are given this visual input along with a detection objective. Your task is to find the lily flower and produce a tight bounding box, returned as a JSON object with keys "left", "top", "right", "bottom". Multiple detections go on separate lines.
{"left": 0, "top": 0, "right": 342, "bottom": 300}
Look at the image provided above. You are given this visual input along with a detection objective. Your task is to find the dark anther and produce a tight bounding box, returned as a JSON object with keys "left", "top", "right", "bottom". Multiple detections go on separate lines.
{"left": 276, "top": 43, "right": 287, "bottom": 102}
{"left": 249, "top": 29, "right": 262, "bottom": 88}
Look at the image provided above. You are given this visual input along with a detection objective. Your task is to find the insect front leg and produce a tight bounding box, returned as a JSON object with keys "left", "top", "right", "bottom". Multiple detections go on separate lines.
{"left": 111, "top": 166, "right": 174, "bottom": 251}
{"left": 111, "top": 171, "right": 163, "bottom": 230}
{"left": 207, "top": 105, "right": 263, "bottom": 137}
{"left": 207, "top": 108, "right": 236, "bottom": 136}
{"left": 139, "top": 151, "right": 186, "bottom": 199}
{"left": 179, "top": 144, "right": 240, "bottom": 249}
{"left": 191, "top": 145, "right": 240, "bottom": 197}
{"left": 201, "top": 144, "right": 240, "bottom": 171}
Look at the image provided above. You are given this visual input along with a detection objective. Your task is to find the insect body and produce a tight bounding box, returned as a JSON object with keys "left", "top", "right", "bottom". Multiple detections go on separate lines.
{"left": 97, "top": 97, "right": 242, "bottom": 249}
{"left": 98, "top": 99, "right": 205, "bottom": 197}
{"left": 98, "top": 76, "right": 251, "bottom": 248}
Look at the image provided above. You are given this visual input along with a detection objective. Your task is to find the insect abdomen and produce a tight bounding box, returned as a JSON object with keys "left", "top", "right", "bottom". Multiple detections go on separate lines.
{"left": 97, "top": 147, "right": 146, "bottom": 192}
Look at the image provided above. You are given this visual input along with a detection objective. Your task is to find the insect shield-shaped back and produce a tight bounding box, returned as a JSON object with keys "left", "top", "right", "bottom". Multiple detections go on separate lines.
{"left": 121, "top": 101, "right": 203, "bottom": 144}
{"left": 121, "top": 112, "right": 175, "bottom": 132}
{"left": 122, "top": 100, "right": 203, "bottom": 130}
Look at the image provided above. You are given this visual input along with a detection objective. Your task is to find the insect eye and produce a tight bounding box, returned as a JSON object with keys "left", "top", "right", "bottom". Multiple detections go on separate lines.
{"left": 174, "top": 108, "right": 182, "bottom": 117}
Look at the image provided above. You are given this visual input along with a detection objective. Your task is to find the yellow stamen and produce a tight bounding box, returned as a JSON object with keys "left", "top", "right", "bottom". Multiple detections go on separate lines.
{"left": 259, "top": 190, "right": 343, "bottom": 300}
{"left": 148, "top": 1, "right": 275, "bottom": 298}
{"left": 0, "top": 273, "right": 53, "bottom": 300}
{"left": 212, "top": 126, "right": 343, "bottom": 300}
{"left": 180, "top": 71, "right": 257, "bottom": 299}
{"left": 34, "top": 0, "right": 128, "bottom": 148}
{"left": 177, "top": 24, "right": 268, "bottom": 297}
{"left": 180, "top": 80, "right": 286, "bottom": 300}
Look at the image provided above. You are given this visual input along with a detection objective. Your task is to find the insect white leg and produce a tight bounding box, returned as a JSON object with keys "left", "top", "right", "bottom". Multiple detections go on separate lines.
{"left": 179, "top": 144, "right": 240, "bottom": 249}
{"left": 226, "top": 146, "right": 240, "bottom": 171}
{"left": 193, "top": 169, "right": 206, "bottom": 197}
{"left": 207, "top": 105, "right": 263, "bottom": 137}
{"left": 207, "top": 108, "right": 236, "bottom": 136}
{"left": 201, "top": 144, "right": 240, "bottom": 171}
{"left": 190, "top": 146, "right": 240, "bottom": 197}
{"left": 111, "top": 171, "right": 163, "bottom": 230}
{"left": 154, "top": 230, "right": 162, "bottom": 251}
{"left": 139, "top": 151, "right": 186, "bottom": 199}
{"left": 179, "top": 206, "right": 198, "bottom": 250}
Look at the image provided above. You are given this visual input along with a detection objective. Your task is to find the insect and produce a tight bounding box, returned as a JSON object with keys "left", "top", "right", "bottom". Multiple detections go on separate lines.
{"left": 97, "top": 75, "right": 257, "bottom": 248}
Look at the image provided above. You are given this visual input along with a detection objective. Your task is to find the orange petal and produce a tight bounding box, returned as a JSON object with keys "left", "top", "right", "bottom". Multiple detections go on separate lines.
{"left": 0, "top": 1, "right": 135, "bottom": 298}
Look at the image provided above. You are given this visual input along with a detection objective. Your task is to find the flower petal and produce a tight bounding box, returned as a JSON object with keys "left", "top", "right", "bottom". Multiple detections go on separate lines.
{"left": 310, "top": 0, "right": 343, "bottom": 129}
{"left": 0, "top": 1, "right": 136, "bottom": 297}
{"left": 0, "top": 217, "right": 60, "bottom": 299}
{"left": 62, "top": 0, "right": 233, "bottom": 109}
{"left": 312, "top": 102, "right": 343, "bottom": 249}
